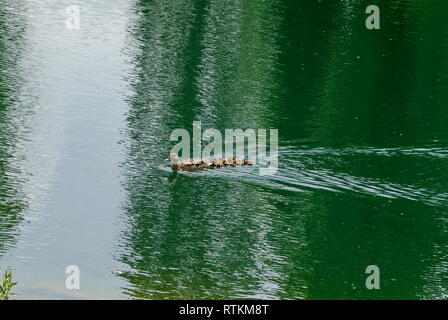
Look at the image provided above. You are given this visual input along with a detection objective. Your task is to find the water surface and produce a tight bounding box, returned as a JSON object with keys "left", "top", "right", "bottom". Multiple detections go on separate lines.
{"left": 0, "top": 0, "right": 447, "bottom": 299}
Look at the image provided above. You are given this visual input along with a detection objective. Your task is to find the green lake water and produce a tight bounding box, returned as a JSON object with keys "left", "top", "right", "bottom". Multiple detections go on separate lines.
{"left": 0, "top": 0, "right": 447, "bottom": 299}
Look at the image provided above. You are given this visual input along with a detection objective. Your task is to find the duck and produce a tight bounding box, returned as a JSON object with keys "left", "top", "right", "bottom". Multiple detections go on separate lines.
{"left": 166, "top": 153, "right": 253, "bottom": 171}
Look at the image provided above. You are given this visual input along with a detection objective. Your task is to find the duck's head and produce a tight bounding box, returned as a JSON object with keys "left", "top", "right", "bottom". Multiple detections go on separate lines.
{"left": 166, "top": 153, "right": 180, "bottom": 164}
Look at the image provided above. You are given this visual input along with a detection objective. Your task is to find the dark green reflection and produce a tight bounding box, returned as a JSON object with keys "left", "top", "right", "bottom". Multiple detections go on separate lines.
{"left": 120, "top": 0, "right": 448, "bottom": 299}
{"left": 0, "top": 3, "right": 28, "bottom": 256}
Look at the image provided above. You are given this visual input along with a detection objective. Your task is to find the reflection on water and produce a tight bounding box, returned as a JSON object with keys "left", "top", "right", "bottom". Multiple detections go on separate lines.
{"left": 0, "top": 0, "right": 132, "bottom": 298}
{"left": 0, "top": 0, "right": 447, "bottom": 299}
{"left": 0, "top": 0, "right": 30, "bottom": 255}
{"left": 119, "top": 0, "right": 448, "bottom": 299}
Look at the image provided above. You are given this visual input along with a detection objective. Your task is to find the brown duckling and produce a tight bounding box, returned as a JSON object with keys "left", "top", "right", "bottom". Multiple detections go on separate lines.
{"left": 210, "top": 159, "right": 224, "bottom": 168}
{"left": 226, "top": 158, "right": 237, "bottom": 167}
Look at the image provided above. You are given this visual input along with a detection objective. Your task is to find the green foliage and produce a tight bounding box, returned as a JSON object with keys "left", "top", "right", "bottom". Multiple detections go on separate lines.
{"left": 0, "top": 269, "right": 17, "bottom": 300}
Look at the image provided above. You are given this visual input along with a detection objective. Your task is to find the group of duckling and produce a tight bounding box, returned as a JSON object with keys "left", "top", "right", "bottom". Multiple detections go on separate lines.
{"left": 166, "top": 153, "right": 253, "bottom": 171}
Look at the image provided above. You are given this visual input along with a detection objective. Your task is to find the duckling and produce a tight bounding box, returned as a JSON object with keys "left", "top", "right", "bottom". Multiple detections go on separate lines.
{"left": 223, "top": 158, "right": 234, "bottom": 167}
{"left": 192, "top": 159, "right": 209, "bottom": 170}
{"left": 210, "top": 159, "right": 224, "bottom": 168}
{"left": 227, "top": 158, "right": 237, "bottom": 167}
